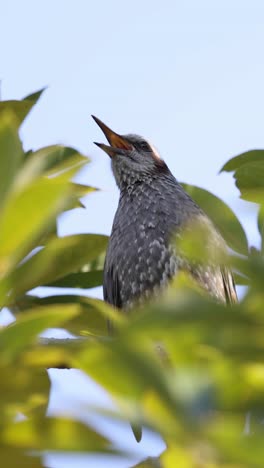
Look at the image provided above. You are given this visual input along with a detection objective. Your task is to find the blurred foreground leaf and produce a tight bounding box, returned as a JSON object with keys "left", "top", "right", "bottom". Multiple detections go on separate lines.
{"left": 0, "top": 305, "right": 81, "bottom": 361}
{"left": 0, "top": 234, "right": 108, "bottom": 306}
{"left": 1, "top": 88, "right": 264, "bottom": 467}
{"left": 0, "top": 448, "right": 43, "bottom": 468}
{"left": 13, "top": 295, "right": 122, "bottom": 336}
{"left": 181, "top": 183, "right": 248, "bottom": 255}
{"left": 3, "top": 417, "right": 113, "bottom": 453}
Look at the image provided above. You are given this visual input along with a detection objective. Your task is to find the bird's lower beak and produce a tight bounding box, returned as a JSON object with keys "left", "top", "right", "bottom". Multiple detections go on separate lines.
{"left": 93, "top": 142, "right": 121, "bottom": 158}
{"left": 92, "top": 115, "right": 132, "bottom": 158}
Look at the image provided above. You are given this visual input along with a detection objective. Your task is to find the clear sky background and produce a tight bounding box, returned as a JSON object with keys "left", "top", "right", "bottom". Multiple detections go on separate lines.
{"left": 1, "top": 1, "right": 264, "bottom": 467}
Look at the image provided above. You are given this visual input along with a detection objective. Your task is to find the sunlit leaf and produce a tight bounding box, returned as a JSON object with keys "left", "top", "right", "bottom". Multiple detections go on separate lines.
{"left": 0, "top": 176, "right": 72, "bottom": 276}
{"left": 0, "top": 88, "right": 45, "bottom": 125}
{"left": 208, "top": 415, "right": 264, "bottom": 467}
{"left": 1, "top": 88, "right": 264, "bottom": 466}
{"left": 0, "top": 113, "right": 23, "bottom": 208}
{"left": 162, "top": 446, "right": 193, "bottom": 468}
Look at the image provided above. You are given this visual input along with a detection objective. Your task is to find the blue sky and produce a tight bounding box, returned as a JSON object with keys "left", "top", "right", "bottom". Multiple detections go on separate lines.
{"left": 1, "top": 1, "right": 264, "bottom": 466}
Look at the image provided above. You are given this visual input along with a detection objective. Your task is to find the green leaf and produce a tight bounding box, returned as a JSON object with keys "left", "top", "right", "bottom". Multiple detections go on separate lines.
{"left": 13, "top": 294, "right": 108, "bottom": 336}
{"left": 22, "top": 88, "right": 46, "bottom": 103}
{"left": 46, "top": 269, "right": 104, "bottom": 289}
{"left": 62, "top": 183, "right": 98, "bottom": 212}
{"left": 0, "top": 175, "right": 72, "bottom": 275}
{"left": 0, "top": 448, "right": 43, "bottom": 468}
{"left": 231, "top": 161, "right": 264, "bottom": 203}
{"left": 221, "top": 149, "right": 264, "bottom": 173}
{"left": 220, "top": 150, "right": 264, "bottom": 203}
{"left": 0, "top": 113, "right": 23, "bottom": 208}
{"left": 44, "top": 147, "right": 90, "bottom": 176}
{"left": 0, "top": 304, "right": 81, "bottom": 361}
{"left": 0, "top": 364, "right": 50, "bottom": 418}
{"left": 3, "top": 417, "right": 113, "bottom": 453}
{"left": 16, "top": 146, "right": 89, "bottom": 191}
{"left": 0, "top": 88, "right": 45, "bottom": 126}
{"left": 181, "top": 183, "right": 248, "bottom": 255}
{"left": 257, "top": 205, "right": 264, "bottom": 253}
{"left": 132, "top": 457, "right": 162, "bottom": 468}
{"left": 22, "top": 343, "right": 78, "bottom": 369}
{"left": 162, "top": 446, "right": 193, "bottom": 468}
{"left": 5, "top": 234, "right": 108, "bottom": 301}
{"left": 12, "top": 294, "right": 123, "bottom": 335}
{"left": 77, "top": 338, "right": 178, "bottom": 409}
{"left": 71, "top": 182, "right": 98, "bottom": 197}
{"left": 233, "top": 271, "right": 249, "bottom": 286}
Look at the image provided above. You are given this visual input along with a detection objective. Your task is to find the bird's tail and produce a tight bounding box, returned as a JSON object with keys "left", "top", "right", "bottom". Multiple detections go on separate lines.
{"left": 131, "top": 422, "right": 142, "bottom": 442}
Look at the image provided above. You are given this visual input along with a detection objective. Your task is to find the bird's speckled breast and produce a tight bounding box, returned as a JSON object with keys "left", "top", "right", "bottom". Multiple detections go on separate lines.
{"left": 104, "top": 177, "right": 200, "bottom": 308}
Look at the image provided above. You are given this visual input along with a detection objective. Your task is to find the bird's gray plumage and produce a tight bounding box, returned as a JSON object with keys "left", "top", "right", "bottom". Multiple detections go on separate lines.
{"left": 93, "top": 116, "right": 237, "bottom": 310}
{"left": 93, "top": 116, "right": 237, "bottom": 444}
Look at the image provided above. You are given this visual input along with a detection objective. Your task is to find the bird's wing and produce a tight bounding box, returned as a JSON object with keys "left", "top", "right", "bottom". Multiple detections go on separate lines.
{"left": 185, "top": 260, "right": 237, "bottom": 305}
{"left": 103, "top": 264, "right": 122, "bottom": 308}
{"left": 220, "top": 266, "right": 238, "bottom": 304}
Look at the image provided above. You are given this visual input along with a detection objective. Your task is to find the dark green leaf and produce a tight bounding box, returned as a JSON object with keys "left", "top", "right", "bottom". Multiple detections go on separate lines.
{"left": 46, "top": 269, "right": 104, "bottom": 289}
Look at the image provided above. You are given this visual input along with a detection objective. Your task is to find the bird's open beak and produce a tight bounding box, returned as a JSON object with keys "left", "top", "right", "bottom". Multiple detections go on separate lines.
{"left": 92, "top": 115, "right": 132, "bottom": 158}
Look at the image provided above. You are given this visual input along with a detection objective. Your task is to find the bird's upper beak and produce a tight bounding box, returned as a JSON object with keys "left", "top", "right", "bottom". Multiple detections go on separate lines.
{"left": 92, "top": 115, "right": 132, "bottom": 158}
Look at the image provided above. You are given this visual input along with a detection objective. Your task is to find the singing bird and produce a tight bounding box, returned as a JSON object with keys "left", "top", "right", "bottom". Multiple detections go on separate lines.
{"left": 93, "top": 116, "right": 237, "bottom": 310}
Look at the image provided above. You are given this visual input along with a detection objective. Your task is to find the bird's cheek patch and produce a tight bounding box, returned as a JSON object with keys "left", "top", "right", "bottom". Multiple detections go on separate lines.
{"left": 149, "top": 143, "right": 161, "bottom": 161}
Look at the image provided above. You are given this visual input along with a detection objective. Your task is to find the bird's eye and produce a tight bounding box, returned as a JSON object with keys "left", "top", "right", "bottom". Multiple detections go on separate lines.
{"left": 138, "top": 141, "right": 151, "bottom": 152}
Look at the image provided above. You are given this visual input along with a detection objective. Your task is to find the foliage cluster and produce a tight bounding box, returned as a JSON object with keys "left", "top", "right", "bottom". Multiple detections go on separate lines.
{"left": 0, "top": 91, "right": 264, "bottom": 467}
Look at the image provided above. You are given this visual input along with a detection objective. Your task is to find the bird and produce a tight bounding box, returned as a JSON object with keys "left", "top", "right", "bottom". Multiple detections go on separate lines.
{"left": 92, "top": 116, "right": 237, "bottom": 443}
{"left": 92, "top": 116, "right": 237, "bottom": 311}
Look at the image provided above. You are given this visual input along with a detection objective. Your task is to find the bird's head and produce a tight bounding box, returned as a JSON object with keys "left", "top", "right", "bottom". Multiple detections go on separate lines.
{"left": 92, "top": 116, "right": 169, "bottom": 188}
